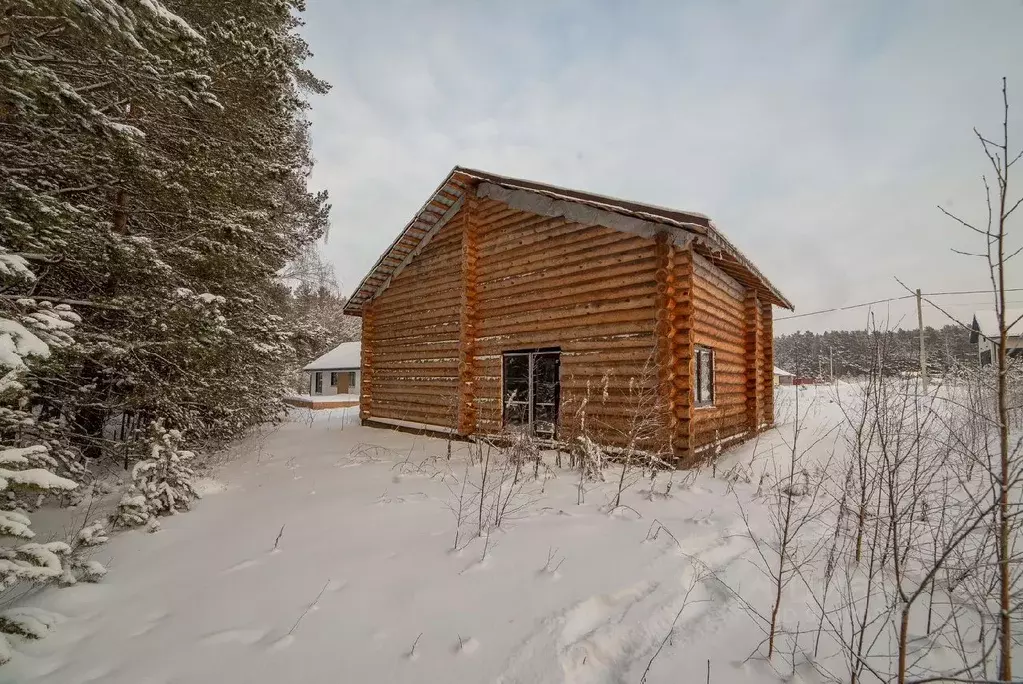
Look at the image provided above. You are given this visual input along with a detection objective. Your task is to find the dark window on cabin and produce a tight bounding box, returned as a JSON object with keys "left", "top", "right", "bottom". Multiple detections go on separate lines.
{"left": 980, "top": 349, "right": 992, "bottom": 366}
{"left": 314, "top": 372, "right": 323, "bottom": 394}
{"left": 502, "top": 349, "right": 561, "bottom": 438}
{"left": 695, "top": 347, "right": 714, "bottom": 407}
{"left": 329, "top": 372, "right": 339, "bottom": 386}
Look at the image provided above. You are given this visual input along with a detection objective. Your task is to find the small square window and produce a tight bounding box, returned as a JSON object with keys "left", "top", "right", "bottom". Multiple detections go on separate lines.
{"left": 329, "top": 372, "right": 339, "bottom": 386}
{"left": 694, "top": 347, "right": 714, "bottom": 407}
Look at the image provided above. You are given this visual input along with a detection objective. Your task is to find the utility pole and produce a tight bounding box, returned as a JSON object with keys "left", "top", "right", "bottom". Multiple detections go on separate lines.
{"left": 916, "top": 289, "right": 928, "bottom": 387}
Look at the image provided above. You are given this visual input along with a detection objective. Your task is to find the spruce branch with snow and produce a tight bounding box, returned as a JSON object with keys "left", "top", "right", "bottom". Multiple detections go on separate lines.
{"left": 116, "top": 421, "right": 199, "bottom": 528}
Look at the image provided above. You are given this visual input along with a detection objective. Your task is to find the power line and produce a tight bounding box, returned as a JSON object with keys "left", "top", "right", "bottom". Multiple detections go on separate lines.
{"left": 775, "top": 288, "right": 1023, "bottom": 322}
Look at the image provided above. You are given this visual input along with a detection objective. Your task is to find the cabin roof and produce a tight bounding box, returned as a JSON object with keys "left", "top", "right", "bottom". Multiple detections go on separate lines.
{"left": 343, "top": 166, "right": 794, "bottom": 316}
{"left": 303, "top": 341, "right": 361, "bottom": 372}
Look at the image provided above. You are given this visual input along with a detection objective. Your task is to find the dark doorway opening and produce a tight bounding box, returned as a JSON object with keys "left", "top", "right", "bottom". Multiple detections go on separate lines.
{"left": 502, "top": 348, "right": 561, "bottom": 439}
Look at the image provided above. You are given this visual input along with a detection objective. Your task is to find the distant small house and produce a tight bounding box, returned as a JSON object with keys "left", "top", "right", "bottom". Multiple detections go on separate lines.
{"left": 774, "top": 367, "right": 794, "bottom": 386}
{"left": 304, "top": 341, "right": 361, "bottom": 396}
{"left": 971, "top": 310, "right": 1023, "bottom": 366}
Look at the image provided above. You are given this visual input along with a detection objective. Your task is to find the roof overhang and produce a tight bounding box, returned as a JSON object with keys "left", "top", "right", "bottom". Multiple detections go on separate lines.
{"left": 343, "top": 166, "right": 793, "bottom": 316}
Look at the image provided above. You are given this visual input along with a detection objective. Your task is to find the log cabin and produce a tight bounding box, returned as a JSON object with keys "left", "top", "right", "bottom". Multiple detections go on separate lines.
{"left": 342, "top": 167, "right": 793, "bottom": 465}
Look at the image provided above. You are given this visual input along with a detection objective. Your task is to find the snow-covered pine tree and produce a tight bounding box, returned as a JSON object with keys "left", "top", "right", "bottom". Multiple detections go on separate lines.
{"left": 1, "top": 0, "right": 328, "bottom": 664}
{"left": 0, "top": 258, "right": 102, "bottom": 663}
{"left": 116, "top": 420, "right": 197, "bottom": 528}
{"left": 2, "top": 0, "right": 330, "bottom": 469}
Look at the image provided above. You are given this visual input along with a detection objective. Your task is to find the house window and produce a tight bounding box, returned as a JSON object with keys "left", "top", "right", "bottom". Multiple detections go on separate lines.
{"left": 329, "top": 372, "right": 339, "bottom": 386}
{"left": 502, "top": 349, "right": 561, "bottom": 438}
{"left": 348, "top": 371, "right": 357, "bottom": 386}
{"left": 694, "top": 347, "right": 714, "bottom": 407}
{"left": 313, "top": 372, "right": 323, "bottom": 395}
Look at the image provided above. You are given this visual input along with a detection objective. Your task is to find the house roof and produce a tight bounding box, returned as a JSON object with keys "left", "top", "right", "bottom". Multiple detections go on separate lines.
{"left": 774, "top": 366, "right": 793, "bottom": 376}
{"left": 303, "top": 341, "right": 361, "bottom": 372}
{"left": 343, "top": 166, "right": 794, "bottom": 316}
{"left": 971, "top": 310, "right": 1023, "bottom": 343}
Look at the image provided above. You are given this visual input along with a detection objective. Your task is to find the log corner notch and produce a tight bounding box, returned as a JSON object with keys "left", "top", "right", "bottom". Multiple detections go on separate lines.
{"left": 655, "top": 235, "right": 695, "bottom": 464}
{"left": 359, "top": 301, "right": 375, "bottom": 423}
{"left": 456, "top": 190, "right": 480, "bottom": 435}
{"left": 744, "top": 291, "right": 765, "bottom": 433}
{"left": 760, "top": 299, "right": 774, "bottom": 428}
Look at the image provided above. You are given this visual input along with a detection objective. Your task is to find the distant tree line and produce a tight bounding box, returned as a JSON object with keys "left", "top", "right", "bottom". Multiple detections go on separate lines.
{"left": 774, "top": 325, "right": 976, "bottom": 378}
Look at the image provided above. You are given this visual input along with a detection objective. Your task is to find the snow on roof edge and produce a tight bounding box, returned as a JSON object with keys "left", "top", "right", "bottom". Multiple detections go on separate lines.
{"left": 303, "top": 341, "right": 361, "bottom": 371}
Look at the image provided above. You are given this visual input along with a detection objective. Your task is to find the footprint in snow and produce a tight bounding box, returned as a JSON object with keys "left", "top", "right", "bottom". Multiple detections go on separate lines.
{"left": 223, "top": 558, "right": 259, "bottom": 574}
{"left": 129, "top": 610, "right": 170, "bottom": 638}
{"left": 269, "top": 634, "right": 295, "bottom": 652}
{"left": 79, "top": 665, "right": 116, "bottom": 683}
{"left": 200, "top": 628, "right": 268, "bottom": 646}
{"left": 454, "top": 636, "right": 480, "bottom": 655}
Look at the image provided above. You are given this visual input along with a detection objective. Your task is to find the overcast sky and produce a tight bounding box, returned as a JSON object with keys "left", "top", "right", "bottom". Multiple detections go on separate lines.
{"left": 300, "top": 0, "right": 1023, "bottom": 333}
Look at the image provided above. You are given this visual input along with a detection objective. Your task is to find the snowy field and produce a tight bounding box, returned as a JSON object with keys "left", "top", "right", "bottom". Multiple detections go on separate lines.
{"left": 283, "top": 393, "right": 361, "bottom": 407}
{"left": 0, "top": 386, "right": 1015, "bottom": 683}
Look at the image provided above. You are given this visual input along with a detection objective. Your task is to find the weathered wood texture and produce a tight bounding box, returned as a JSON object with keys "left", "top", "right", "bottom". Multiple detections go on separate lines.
{"left": 363, "top": 212, "right": 464, "bottom": 427}
{"left": 358, "top": 302, "right": 375, "bottom": 422}
{"left": 457, "top": 196, "right": 480, "bottom": 434}
{"left": 690, "top": 253, "right": 752, "bottom": 452}
{"left": 472, "top": 198, "right": 660, "bottom": 447}
{"left": 745, "top": 291, "right": 765, "bottom": 431}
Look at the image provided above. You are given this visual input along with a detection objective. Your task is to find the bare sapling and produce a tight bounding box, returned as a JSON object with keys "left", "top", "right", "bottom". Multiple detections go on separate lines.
{"left": 446, "top": 456, "right": 474, "bottom": 551}
{"left": 603, "top": 352, "right": 670, "bottom": 509}
{"left": 447, "top": 432, "right": 542, "bottom": 561}
{"left": 807, "top": 326, "right": 1005, "bottom": 684}
{"left": 739, "top": 380, "right": 839, "bottom": 661}
{"left": 540, "top": 546, "right": 565, "bottom": 576}
{"left": 937, "top": 77, "right": 1022, "bottom": 681}
{"left": 832, "top": 319, "right": 883, "bottom": 565}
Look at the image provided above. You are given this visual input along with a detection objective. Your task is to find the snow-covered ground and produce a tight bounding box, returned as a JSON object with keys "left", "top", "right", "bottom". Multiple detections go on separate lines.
{"left": 284, "top": 393, "right": 360, "bottom": 404}
{"left": 0, "top": 386, "right": 1011, "bottom": 683}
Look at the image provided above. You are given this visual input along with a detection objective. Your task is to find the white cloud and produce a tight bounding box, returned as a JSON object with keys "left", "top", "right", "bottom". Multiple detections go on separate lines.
{"left": 302, "top": 0, "right": 1023, "bottom": 332}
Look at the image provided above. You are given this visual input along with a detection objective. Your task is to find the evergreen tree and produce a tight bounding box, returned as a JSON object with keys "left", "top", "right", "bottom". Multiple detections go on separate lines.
{"left": 2, "top": 0, "right": 330, "bottom": 457}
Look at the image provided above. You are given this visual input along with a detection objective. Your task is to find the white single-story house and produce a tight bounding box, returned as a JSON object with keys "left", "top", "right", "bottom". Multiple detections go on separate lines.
{"left": 774, "top": 366, "right": 794, "bottom": 386}
{"left": 971, "top": 310, "right": 1023, "bottom": 366}
{"left": 304, "top": 341, "right": 361, "bottom": 396}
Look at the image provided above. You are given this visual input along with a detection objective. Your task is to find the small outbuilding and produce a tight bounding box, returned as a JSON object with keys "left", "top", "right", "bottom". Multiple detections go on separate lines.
{"left": 774, "top": 367, "right": 794, "bottom": 386}
{"left": 343, "top": 167, "right": 793, "bottom": 464}
{"left": 971, "top": 310, "right": 1023, "bottom": 366}
{"left": 303, "top": 341, "right": 362, "bottom": 396}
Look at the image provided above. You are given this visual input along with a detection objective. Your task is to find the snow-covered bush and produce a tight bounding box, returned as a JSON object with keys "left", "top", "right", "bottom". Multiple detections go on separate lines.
{"left": 0, "top": 445, "right": 78, "bottom": 541}
{"left": 574, "top": 435, "right": 606, "bottom": 482}
{"left": 0, "top": 607, "right": 60, "bottom": 640}
{"left": 116, "top": 422, "right": 199, "bottom": 528}
{"left": 77, "top": 520, "right": 109, "bottom": 547}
